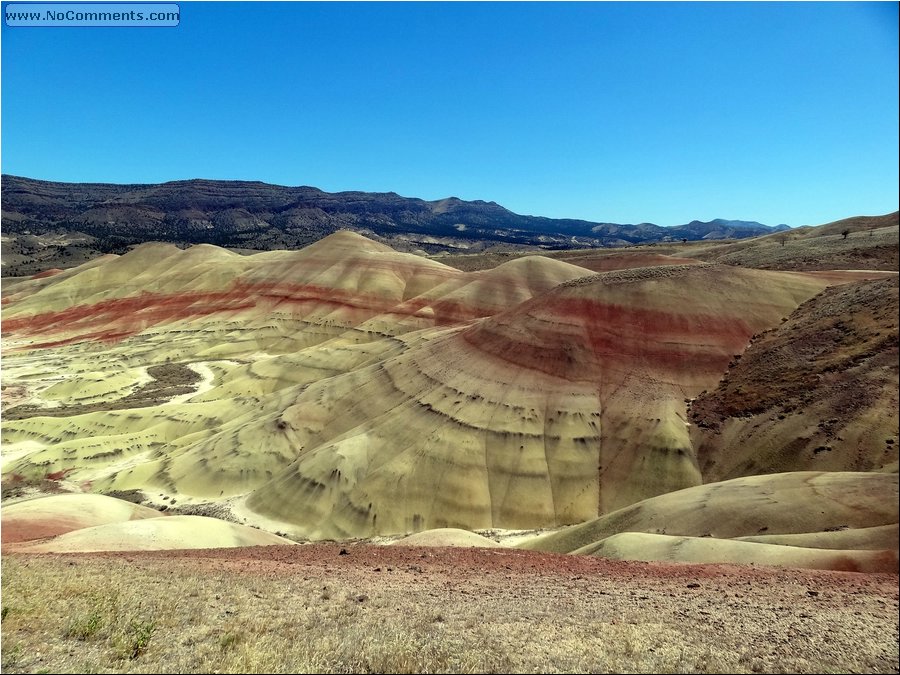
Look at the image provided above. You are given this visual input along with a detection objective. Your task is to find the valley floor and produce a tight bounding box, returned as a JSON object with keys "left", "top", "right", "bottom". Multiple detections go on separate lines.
{"left": 1, "top": 544, "right": 897, "bottom": 674}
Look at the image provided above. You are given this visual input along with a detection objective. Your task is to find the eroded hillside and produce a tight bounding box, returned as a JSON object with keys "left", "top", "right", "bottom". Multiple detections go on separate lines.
{"left": 5, "top": 231, "right": 894, "bottom": 543}
{"left": 690, "top": 276, "right": 899, "bottom": 479}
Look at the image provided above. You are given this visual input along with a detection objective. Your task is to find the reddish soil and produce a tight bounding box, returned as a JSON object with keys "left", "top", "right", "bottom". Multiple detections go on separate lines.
{"left": 40, "top": 542, "right": 897, "bottom": 593}
{"left": 29, "top": 268, "right": 63, "bottom": 280}
{"left": 2, "top": 279, "right": 507, "bottom": 348}
{"left": 463, "top": 296, "right": 753, "bottom": 383}
{"left": 2, "top": 290, "right": 257, "bottom": 343}
{"left": 0, "top": 516, "right": 87, "bottom": 544}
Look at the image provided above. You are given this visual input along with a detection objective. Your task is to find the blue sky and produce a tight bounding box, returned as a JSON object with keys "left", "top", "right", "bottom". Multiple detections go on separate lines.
{"left": 1, "top": 2, "right": 897, "bottom": 227}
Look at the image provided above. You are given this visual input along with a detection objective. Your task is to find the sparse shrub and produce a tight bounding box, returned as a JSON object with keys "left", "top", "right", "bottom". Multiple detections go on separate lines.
{"left": 117, "top": 618, "right": 155, "bottom": 660}
{"left": 219, "top": 632, "right": 240, "bottom": 651}
{"left": 64, "top": 609, "right": 104, "bottom": 640}
{"left": 1, "top": 643, "right": 23, "bottom": 669}
{"left": 100, "top": 489, "right": 145, "bottom": 504}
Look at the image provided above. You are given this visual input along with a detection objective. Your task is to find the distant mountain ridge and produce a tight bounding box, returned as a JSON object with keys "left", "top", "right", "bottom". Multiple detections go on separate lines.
{"left": 1, "top": 174, "right": 787, "bottom": 254}
{"left": 686, "top": 218, "right": 790, "bottom": 233}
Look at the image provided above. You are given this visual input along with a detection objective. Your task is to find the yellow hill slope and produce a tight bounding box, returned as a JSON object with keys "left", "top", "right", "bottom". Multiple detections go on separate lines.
{"left": 241, "top": 264, "right": 836, "bottom": 539}
{"left": 1, "top": 493, "right": 162, "bottom": 543}
{"left": 391, "top": 528, "right": 503, "bottom": 548}
{"left": 11, "top": 515, "right": 294, "bottom": 552}
{"left": 519, "top": 471, "right": 898, "bottom": 573}
{"left": 2, "top": 235, "right": 879, "bottom": 542}
{"left": 587, "top": 532, "right": 897, "bottom": 573}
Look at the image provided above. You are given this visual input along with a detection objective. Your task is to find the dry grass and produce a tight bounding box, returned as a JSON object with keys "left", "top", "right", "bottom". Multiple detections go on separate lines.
{"left": 1, "top": 549, "right": 897, "bottom": 674}
{"left": 684, "top": 223, "right": 898, "bottom": 271}
{"left": 0, "top": 556, "right": 513, "bottom": 673}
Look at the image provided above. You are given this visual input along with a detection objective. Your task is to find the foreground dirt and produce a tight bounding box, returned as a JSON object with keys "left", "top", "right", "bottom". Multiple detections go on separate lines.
{"left": 2, "top": 544, "right": 897, "bottom": 673}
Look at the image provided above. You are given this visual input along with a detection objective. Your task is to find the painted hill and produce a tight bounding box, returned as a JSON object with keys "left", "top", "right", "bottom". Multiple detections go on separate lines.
{"left": 10, "top": 514, "right": 295, "bottom": 552}
{"left": 0, "top": 492, "right": 295, "bottom": 551}
{"left": 1, "top": 493, "right": 161, "bottom": 543}
{"left": 582, "top": 533, "right": 896, "bottom": 573}
{"left": 519, "top": 471, "right": 898, "bottom": 572}
{"left": 391, "top": 528, "right": 503, "bottom": 548}
{"left": 229, "top": 263, "right": 847, "bottom": 539}
{"left": 1, "top": 232, "right": 894, "bottom": 546}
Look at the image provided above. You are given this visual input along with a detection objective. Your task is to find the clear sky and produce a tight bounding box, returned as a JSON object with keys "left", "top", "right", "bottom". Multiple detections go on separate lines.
{"left": 1, "top": 2, "right": 898, "bottom": 227}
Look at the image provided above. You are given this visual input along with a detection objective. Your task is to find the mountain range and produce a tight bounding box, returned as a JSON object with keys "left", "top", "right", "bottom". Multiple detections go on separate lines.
{"left": 0, "top": 175, "right": 788, "bottom": 256}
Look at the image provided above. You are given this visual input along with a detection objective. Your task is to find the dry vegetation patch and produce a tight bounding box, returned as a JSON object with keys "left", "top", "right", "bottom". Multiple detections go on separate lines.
{"left": 691, "top": 277, "right": 898, "bottom": 428}
{"left": 3, "top": 364, "right": 201, "bottom": 420}
{"left": 1, "top": 545, "right": 897, "bottom": 674}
